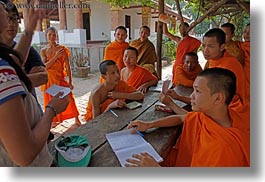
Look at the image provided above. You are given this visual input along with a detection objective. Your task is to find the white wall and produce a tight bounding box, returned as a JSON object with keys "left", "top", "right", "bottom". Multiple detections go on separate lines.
{"left": 89, "top": 1, "right": 111, "bottom": 40}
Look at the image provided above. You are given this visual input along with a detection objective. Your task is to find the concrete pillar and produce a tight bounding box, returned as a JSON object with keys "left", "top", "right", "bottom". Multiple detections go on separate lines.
{"left": 110, "top": 6, "right": 123, "bottom": 31}
{"left": 58, "top": 0, "right": 67, "bottom": 30}
{"left": 142, "top": 6, "right": 151, "bottom": 26}
{"left": 74, "top": 0, "right": 83, "bottom": 29}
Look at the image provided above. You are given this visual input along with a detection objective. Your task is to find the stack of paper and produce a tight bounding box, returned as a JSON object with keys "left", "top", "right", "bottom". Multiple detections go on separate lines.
{"left": 45, "top": 84, "right": 71, "bottom": 98}
{"left": 106, "top": 129, "right": 163, "bottom": 167}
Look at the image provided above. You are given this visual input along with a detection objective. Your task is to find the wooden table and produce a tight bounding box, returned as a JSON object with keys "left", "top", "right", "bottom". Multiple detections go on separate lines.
{"left": 48, "top": 91, "right": 185, "bottom": 167}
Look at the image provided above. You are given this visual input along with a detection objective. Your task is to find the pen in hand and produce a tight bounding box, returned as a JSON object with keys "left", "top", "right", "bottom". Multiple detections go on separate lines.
{"left": 131, "top": 126, "right": 144, "bottom": 137}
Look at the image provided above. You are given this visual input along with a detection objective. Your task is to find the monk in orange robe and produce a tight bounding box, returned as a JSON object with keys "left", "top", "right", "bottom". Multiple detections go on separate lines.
{"left": 99, "top": 26, "right": 129, "bottom": 83}
{"left": 203, "top": 28, "right": 249, "bottom": 134}
{"left": 121, "top": 47, "right": 158, "bottom": 93}
{"left": 103, "top": 26, "right": 129, "bottom": 70}
{"left": 130, "top": 26, "right": 158, "bottom": 78}
{"left": 40, "top": 27, "right": 80, "bottom": 126}
{"left": 173, "top": 52, "right": 202, "bottom": 87}
{"left": 238, "top": 23, "right": 250, "bottom": 95}
{"left": 126, "top": 68, "right": 249, "bottom": 167}
{"left": 163, "top": 23, "right": 201, "bottom": 83}
{"left": 221, "top": 23, "right": 245, "bottom": 65}
{"left": 84, "top": 60, "right": 144, "bottom": 122}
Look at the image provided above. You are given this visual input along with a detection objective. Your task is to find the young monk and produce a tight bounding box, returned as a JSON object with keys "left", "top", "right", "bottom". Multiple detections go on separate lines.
{"left": 121, "top": 46, "right": 158, "bottom": 93}
{"left": 172, "top": 52, "right": 202, "bottom": 87}
{"left": 221, "top": 23, "right": 245, "bottom": 65}
{"left": 99, "top": 26, "right": 129, "bottom": 83}
{"left": 158, "top": 52, "right": 202, "bottom": 113}
{"left": 202, "top": 28, "right": 249, "bottom": 133}
{"left": 126, "top": 68, "right": 250, "bottom": 167}
{"left": 103, "top": 26, "right": 129, "bottom": 70}
{"left": 163, "top": 21, "right": 201, "bottom": 83}
{"left": 84, "top": 60, "right": 144, "bottom": 122}
{"left": 130, "top": 26, "right": 158, "bottom": 77}
{"left": 40, "top": 27, "right": 81, "bottom": 126}
{"left": 237, "top": 23, "right": 250, "bottom": 88}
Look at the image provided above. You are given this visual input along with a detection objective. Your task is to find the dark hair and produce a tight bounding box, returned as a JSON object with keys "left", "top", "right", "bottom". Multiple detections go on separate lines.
{"left": 185, "top": 52, "right": 198, "bottom": 61}
{"left": 140, "top": 25, "right": 150, "bottom": 32}
{"left": 198, "top": 68, "right": 236, "bottom": 105}
{"left": 203, "top": 28, "right": 226, "bottom": 46}
{"left": 0, "top": 43, "right": 32, "bottom": 92}
{"left": 46, "top": 27, "right": 58, "bottom": 35}
{"left": 99, "top": 60, "right": 117, "bottom": 75}
{"left": 114, "top": 26, "right": 127, "bottom": 34}
{"left": 125, "top": 46, "right": 138, "bottom": 57}
{"left": 221, "top": 22, "right": 235, "bottom": 34}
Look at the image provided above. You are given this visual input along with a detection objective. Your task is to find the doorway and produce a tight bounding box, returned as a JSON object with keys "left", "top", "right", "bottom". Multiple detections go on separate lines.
{"left": 125, "top": 15, "right": 131, "bottom": 40}
{"left": 83, "top": 12, "right": 91, "bottom": 40}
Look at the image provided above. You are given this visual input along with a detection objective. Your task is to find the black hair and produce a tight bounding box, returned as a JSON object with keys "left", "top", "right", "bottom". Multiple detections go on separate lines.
{"left": 0, "top": 43, "right": 32, "bottom": 92}
{"left": 185, "top": 52, "right": 198, "bottom": 61}
{"left": 99, "top": 60, "right": 117, "bottom": 75}
{"left": 125, "top": 46, "right": 139, "bottom": 57}
{"left": 140, "top": 25, "right": 150, "bottom": 32}
{"left": 221, "top": 22, "right": 235, "bottom": 34}
{"left": 198, "top": 68, "right": 236, "bottom": 105}
{"left": 114, "top": 26, "right": 127, "bottom": 34}
{"left": 203, "top": 28, "right": 226, "bottom": 46}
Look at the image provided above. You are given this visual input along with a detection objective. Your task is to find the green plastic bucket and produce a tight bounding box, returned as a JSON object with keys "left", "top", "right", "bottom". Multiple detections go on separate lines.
{"left": 55, "top": 135, "right": 92, "bottom": 167}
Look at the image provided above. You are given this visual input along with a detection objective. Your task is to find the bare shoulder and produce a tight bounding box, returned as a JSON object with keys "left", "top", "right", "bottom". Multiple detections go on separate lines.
{"left": 91, "top": 84, "right": 105, "bottom": 98}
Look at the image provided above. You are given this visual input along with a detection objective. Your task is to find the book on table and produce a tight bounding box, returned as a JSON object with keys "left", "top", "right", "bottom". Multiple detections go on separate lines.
{"left": 106, "top": 129, "right": 163, "bottom": 167}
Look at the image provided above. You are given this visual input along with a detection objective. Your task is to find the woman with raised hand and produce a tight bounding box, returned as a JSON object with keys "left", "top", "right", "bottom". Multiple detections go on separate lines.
{"left": 0, "top": 0, "right": 69, "bottom": 166}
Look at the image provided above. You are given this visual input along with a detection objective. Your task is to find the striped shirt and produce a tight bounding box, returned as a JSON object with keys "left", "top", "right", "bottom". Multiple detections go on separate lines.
{"left": 0, "top": 58, "right": 26, "bottom": 104}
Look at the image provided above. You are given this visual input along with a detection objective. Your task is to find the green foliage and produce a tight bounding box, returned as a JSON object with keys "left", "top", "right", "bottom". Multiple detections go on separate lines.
{"left": 231, "top": 12, "right": 250, "bottom": 40}
{"left": 98, "top": 0, "right": 153, "bottom": 8}
{"left": 162, "top": 27, "right": 177, "bottom": 61}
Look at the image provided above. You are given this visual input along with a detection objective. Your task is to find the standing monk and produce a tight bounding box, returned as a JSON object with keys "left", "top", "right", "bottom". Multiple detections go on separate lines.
{"left": 130, "top": 26, "right": 158, "bottom": 78}
{"left": 103, "top": 26, "right": 129, "bottom": 70}
{"left": 40, "top": 27, "right": 81, "bottom": 127}
{"left": 163, "top": 22, "right": 201, "bottom": 83}
{"left": 100, "top": 26, "right": 129, "bottom": 83}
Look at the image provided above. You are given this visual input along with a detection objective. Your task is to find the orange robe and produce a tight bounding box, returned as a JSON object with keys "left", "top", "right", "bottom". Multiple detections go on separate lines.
{"left": 99, "top": 41, "right": 129, "bottom": 83}
{"left": 162, "top": 111, "right": 250, "bottom": 167}
{"left": 84, "top": 80, "right": 136, "bottom": 122}
{"left": 224, "top": 40, "right": 245, "bottom": 65}
{"left": 172, "top": 36, "right": 201, "bottom": 83}
{"left": 129, "top": 38, "right": 157, "bottom": 66}
{"left": 104, "top": 40, "right": 129, "bottom": 70}
{"left": 40, "top": 46, "right": 79, "bottom": 123}
{"left": 238, "top": 41, "right": 250, "bottom": 95}
{"left": 208, "top": 54, "right": 250, "bottom": 133}
{"left": 121, "top": 65, "right": 158, "bottom": 89}
{"left": 173, "top": 64, "right": 202, "bottom": 87}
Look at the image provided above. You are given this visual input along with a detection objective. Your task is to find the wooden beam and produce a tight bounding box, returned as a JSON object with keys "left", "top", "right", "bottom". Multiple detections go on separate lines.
{"left": 235, "top": 0, "right": 250, "bottom": 14}
{"left": 156, "top": 0, "right": 164, "bottom": 80}
{"left": 187, "top": 0, "right": 230, "bottom": 32}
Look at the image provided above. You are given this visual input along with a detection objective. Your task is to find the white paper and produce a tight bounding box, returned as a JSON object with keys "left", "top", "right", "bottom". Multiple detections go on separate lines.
{"left": 106, "top": 129, "right": 163, "bottom": 167}
{"left": 162, "top": 79, "right": 171, "bottom": 94}
{"left": 116, "top": 143, "right": 163, "bottom": 167}
{"left": 45, "top": 84, "right": 71, "bottom": 98}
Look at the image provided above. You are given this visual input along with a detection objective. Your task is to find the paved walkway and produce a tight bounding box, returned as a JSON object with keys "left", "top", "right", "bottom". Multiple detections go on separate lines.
{"left": 36, "top": 52, "right": 206, "bottom": 141}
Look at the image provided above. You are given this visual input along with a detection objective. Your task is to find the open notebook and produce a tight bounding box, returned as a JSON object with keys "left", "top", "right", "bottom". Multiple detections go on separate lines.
{"left": 106, "top": 129, "right": 163, "bottom": 167}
